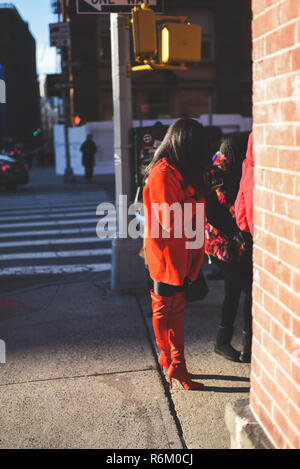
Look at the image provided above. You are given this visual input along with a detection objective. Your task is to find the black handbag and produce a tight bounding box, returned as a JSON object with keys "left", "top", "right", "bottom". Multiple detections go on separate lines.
{"left": 186, "top": 270, "right": 209, "bottom": 302}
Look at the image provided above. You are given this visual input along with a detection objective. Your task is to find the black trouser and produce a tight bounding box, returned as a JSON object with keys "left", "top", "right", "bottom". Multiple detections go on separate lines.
{"left": 85, "top": 165, "right": 94, "bottom": 181}
{"left": 212, "top": 256, "right": 253, "bottom": 333}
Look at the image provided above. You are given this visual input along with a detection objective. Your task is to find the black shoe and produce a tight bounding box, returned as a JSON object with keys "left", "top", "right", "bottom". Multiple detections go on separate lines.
{"left": 240, "top": 331, "right": 252, "bottom": 363}
{"left": 215, "top": 325, "right": 240, "bottom": 362}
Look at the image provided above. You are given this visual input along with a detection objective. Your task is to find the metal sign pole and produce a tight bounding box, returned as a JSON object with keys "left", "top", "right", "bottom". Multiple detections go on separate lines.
{"left": 61, "top": 46, "right": 74, "bottom": 182}
{"left": 59, "top": 4, "right": 74, "bottom": 182}
{"left": 110, "top": 13, "right": 147, "bottom": 292}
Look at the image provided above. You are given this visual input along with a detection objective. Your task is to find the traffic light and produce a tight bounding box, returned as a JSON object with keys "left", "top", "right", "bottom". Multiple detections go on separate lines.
{"left": 160, "top": 23, "right": 202, "bottom": 65}
{"left": 131, "top": 5, "right": 157, "bottom": 62}
{"left": 73, "top": 114, "right": 85, "bottom": 126}
{"left": 130, "top": 4, "right": 202, "bottom": 72}
{"left": 33, "top": 129, "right": 41, "bottom": 137}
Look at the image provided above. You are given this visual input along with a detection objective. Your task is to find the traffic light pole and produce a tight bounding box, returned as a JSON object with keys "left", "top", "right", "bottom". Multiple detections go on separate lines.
{"left": 60, "top": 0, "right": 74, "bottom": 183}
{"left": 61, "top": 49, "right": 74, "bottom": 182}
{"left": 110, "top": 13, "right": 147, "bottom": 292}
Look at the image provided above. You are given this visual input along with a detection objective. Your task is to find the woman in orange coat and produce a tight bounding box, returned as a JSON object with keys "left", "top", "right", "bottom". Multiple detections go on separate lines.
{"left": 143, "top": 118, "right": 208, "bottom": 390}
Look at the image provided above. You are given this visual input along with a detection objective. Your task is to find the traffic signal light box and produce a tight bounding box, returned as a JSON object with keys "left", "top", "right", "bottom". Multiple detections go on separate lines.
{"left": 130, "top": 3, "right": 202, "bottom": 71}
{"left": 132, "top": 6, "right": 157, "bottom": 62}
{"left": 160, "top": 23, "right": 201, "bottom": 64}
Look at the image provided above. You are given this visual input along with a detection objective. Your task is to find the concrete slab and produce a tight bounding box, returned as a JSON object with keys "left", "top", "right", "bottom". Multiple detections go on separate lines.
{"left": 0, "top": 370, "right": 182, "bottom": 449}
{"left": 0, "top": 276, "right": 251, "bottom": 449}
{"left": 0, "top": 288, "right": 154, "bottom": 385}
{"left": 139, "top": 280, "right": 251, "bottom": 449}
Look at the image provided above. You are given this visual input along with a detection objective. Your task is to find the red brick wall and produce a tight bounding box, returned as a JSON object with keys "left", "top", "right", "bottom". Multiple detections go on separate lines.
{"left": 251, "top": 0, "right": 300, "bottom": 449}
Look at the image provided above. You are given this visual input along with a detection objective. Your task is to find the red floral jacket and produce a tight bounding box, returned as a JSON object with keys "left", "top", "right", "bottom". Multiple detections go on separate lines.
{"left": 205, "top": 154, "right": 246, "bottom": 263}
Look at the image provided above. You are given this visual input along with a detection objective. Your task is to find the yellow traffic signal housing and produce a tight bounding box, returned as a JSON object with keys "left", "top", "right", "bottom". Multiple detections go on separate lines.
{"left": 132, "top": 6, "right": 157, "bottom": 62}
{"left": 160, "top": 23, "right": 202, "bottom": 65}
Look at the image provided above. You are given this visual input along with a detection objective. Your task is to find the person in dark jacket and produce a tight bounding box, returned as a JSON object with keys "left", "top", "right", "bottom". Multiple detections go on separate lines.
{"left": 203, "top": 125, "right": 224, "bottom": 281}
{"left": 80, "top": 134, "right": 97, "bottom": 182}
{"left": 205, "top": 132, "right": 253, "bottom": 363}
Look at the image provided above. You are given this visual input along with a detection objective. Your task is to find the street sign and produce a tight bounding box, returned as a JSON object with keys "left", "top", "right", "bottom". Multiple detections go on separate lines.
{"left": 76, "top": 0, "right": 164, "bottom": 14}
{"left": 49, "top": 22, "right": 71, "bottom": 48}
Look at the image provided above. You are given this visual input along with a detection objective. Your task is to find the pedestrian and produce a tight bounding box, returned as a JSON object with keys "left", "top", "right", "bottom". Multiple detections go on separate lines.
{"left": 143, "top": 118, "right": 208, "bottom": 390}
{"left": 205, "top": 132, "right": 253, "bottom": 363}
{"left": 80, "top": 134, "right": 97, "bottom": 183}
{"left": 203, "top": 125, "right": 224, "bottom": 281}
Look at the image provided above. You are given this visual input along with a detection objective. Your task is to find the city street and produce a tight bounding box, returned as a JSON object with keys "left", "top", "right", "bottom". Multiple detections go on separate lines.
{"left": 0, "top": 0, "right": 298, "bottom": 451}
{"left": 0, "top": 169, "right": 181, "bottom": 449}
{"left": 0, "top": 168, "right": 114, "bottom": 290}
{"left": 0, "top": 169, "right": 251, "bottom": 450}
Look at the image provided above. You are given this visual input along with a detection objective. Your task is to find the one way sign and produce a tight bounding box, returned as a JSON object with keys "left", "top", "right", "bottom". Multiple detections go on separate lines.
{"left": 76, "top": 0, "right": 164, "bottom": 14}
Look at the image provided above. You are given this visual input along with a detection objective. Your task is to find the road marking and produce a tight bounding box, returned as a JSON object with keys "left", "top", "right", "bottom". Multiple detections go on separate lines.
{"left": 0, "top": 215, "right": 116, "bottom": 229}
{"left": 0, "top": 198, "right": 105, "bottom": 213}
{"left": 0, "top": 263, "right": 112, "bottom": 276}
{"left": 0, "top": 249, "right": 112, "bottom": 261}
{"left": 0, "top": 204, "right": 101, "bottom": 219}
{"left": 0, "top": 227, "right": 97, "bottom": 238}
{"left": 0, "top": 211, "right": 99, "bottom": 222}
{"left": 0, "top": 237, "right": 110, "bottom": 249}
{"left": 0, "top": 218, "right": 101, "bottom": 229}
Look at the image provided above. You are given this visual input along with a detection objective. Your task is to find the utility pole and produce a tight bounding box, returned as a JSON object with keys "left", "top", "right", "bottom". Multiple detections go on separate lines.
{"left": 110, "top": 13, "right": 147, "bottom": 292}
{"left": 60, "top": 0, "right": 74, "bottom": 182}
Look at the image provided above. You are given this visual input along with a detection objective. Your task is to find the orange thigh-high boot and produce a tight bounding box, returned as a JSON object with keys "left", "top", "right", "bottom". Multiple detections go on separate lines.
{"left": 168, "top": 292, "right": 204, "bottom": 390}
{"left": 151, "top": 291, "right": 174, "bottom": 373}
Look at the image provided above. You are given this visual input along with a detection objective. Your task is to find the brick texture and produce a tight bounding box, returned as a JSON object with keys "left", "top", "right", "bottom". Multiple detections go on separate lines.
{"left": 251, "top": 0, "right": 300, "bottom": 449}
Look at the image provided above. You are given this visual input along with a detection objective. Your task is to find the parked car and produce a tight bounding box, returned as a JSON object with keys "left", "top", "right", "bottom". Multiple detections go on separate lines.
{"left": 0, "top": 154, "right": 29, "bottom": 190}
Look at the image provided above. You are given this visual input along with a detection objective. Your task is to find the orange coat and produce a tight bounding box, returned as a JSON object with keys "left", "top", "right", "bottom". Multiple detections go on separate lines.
{"left": 143, "top": 158, "right": 205, "bottom": 286}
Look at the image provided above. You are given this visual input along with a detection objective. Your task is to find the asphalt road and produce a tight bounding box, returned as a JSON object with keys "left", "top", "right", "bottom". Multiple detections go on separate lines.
{"left": 0, "top": 168, "right": 115, "bottom": 292}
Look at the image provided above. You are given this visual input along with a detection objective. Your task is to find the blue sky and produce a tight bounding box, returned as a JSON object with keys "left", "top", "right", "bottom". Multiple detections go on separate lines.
{"left": 0, "top": 0, "right": 59, "bottom": 76}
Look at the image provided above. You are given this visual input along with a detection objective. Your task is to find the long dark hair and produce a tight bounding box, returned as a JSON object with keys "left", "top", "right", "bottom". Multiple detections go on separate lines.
{"left": 144, "top": 118, "right": 208, "bottom": 195}
{"left": 219, "top": 131, "right": 250, "bottom": 197}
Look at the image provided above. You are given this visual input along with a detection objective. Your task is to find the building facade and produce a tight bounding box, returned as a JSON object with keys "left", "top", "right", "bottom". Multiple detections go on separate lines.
{"left": 60, "top": 0, "right": 252, "bottom": 123}
{"left": 250, "top": 0, "right": 300, "bottom": 449}
{"left": 0, "top": 5, "right": 41, "bottom": 143}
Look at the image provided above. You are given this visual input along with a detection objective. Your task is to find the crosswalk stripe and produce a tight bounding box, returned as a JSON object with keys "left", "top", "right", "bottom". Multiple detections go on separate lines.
{"left": 0, "top": 249, "right": 112, "bottom": 261}
{"left": 0, "top": 218, "right": 99, "bottom": 229}
{"left": 0, "top": 200, "right": 115, "bottom": 278}
{"left": 0, "top": 216, "right": 117, "bottom": 230}
{"left": 0, "top": 198, "right": 103, "bottom": 213}
{"left": 0, "top": 204, "right": 101, "bottom": 219}
{"left": 0, "top": 237, "right": 110, "bottom": 249}
{"left": 0, "top": 211, "right": 99, "bottom": 222}
{"left": 0, "top": 227, "right": 97, "bottom": 238}
{"left": 0, "top": 263, "right": 112, "bottom": 276}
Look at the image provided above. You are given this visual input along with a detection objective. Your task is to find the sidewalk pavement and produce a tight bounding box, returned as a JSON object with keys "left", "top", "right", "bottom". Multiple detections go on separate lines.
{"left": 0, "top": 274, "right": 250, "bottom": 449}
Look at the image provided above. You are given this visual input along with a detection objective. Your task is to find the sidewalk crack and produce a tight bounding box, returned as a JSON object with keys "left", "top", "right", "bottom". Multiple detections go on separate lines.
{"left": 0, "top": 367, "right": 155, "bottom": 387}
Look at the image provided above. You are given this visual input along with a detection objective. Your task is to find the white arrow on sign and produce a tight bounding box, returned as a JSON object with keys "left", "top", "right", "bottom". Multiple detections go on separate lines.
{"left": 83, "top": 0, "right": 103, "bottom": 11}
{"left": 83, "top": 0, "right": 157, "bottom": 11}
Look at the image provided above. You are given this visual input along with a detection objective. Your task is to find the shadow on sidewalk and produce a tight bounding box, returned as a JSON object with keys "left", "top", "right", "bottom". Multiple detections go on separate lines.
{"left": 188, "top": 373, "right": 250, "bottom": 393}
